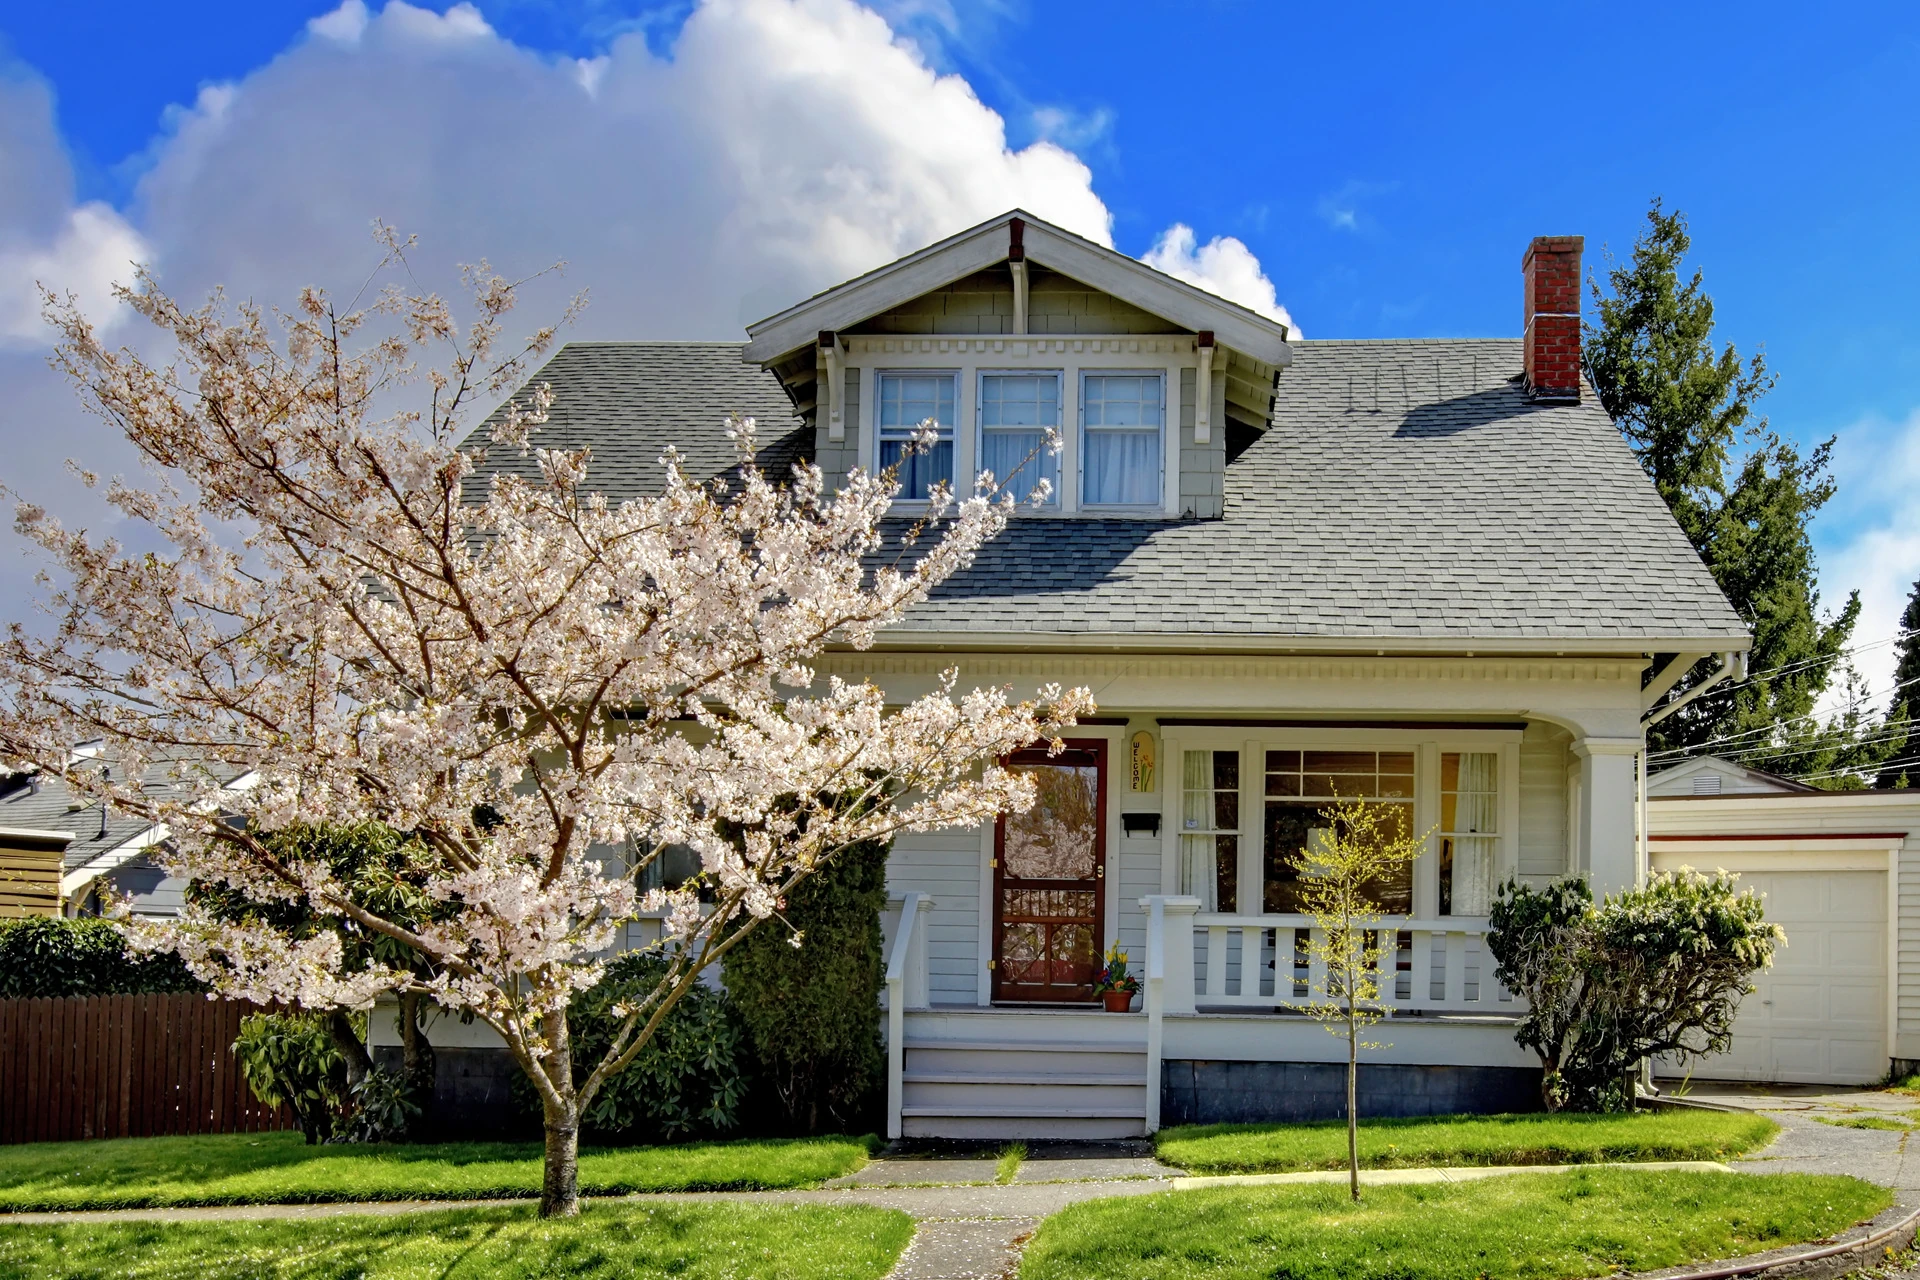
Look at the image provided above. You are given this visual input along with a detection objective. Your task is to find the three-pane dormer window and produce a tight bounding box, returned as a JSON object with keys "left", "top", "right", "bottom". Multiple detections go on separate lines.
{"left": 979, "top": 371, "right": 1060, "bottom": 505}
{"left": 1081, "top": 372, "right": 1164, "bottom": 507}
{"left": 877, "top": 372, "right": 956, "bottom": 499}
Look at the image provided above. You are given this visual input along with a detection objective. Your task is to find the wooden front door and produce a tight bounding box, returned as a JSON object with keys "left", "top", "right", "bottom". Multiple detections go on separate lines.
{"left": 991, "top": 739, "right": 1107, "bottom": 1003}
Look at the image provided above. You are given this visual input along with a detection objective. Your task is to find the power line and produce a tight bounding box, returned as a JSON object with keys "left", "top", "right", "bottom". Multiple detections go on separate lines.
{"left": 1667, "top": 723, "right": 1914, "bottom": 770}
{"left": 1792, "top": 754, "right": 1920, "bottom": 785}
{"left": 1648, "top": 669, "right": 1920, "bottom": 762}
{"left": 1656, "top": 628, "right": 1915, "bottom": 709}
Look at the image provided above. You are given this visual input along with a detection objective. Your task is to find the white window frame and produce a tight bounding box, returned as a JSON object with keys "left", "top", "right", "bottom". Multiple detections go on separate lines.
{"left": 1078, "top": 368, "right": 1166, "bottom": 511}
{"left": 872, "top": 368, "right": 960, "bottom": 504}
{"left": 976, "top": 368, "right": 1062, "bottom": 507}
{"left": 1158, "top": 726, "right": 1520, "bottom": 920}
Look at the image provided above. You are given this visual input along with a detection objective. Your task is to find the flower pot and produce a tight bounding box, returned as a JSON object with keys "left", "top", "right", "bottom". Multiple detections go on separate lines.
{"left": 1102, "top": 990, "right": 1134, "bottom": 1013}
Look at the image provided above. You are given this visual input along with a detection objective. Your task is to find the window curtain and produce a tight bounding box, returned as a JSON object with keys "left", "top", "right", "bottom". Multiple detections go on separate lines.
{"left": 980, "top": 429, "right": 1054, "bottom": 503}
{"left": 1179, "top": 750, "right": 1216, "bottom": 910}
{"left": 1450, "top": 752, "right": 1498, "bottom": 916}
{"left": 1083, "top": 431, "right": 1159, "bottom": 505}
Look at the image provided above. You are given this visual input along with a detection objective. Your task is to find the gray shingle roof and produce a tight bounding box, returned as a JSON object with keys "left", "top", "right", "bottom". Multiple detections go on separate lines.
{"left": 466, "top": 337, "right": 1747, "bottom": 648}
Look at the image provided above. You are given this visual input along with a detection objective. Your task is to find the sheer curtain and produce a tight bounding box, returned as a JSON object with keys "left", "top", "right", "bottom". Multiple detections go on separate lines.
{"left": 1449, "top": 753, "right": 1498, "bottom": 916}
{"left": 1180, "top": 750, "right": 1216, "bottom": 911}
{"left": 1083, "top": 431, "right": 1159, "bottom": 505}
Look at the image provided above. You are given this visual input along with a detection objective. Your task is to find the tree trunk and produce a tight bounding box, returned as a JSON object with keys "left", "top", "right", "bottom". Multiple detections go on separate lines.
{"left": 1346, "top": 1004, "right": 1360, "bottom": 1202}
{"left": 540, "top": 1104, "right": 582, "bottom": 1218}
{"left": 399, "top": 992, "right": 437, "bottom": 1138}
{"left": 328, "top": 1011, "right": 373, "bottom": 1091}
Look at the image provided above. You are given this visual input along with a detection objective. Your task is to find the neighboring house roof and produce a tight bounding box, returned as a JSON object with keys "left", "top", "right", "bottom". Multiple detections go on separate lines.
{"left": 0, "top": 756, "right": 252, "bottom": 902}
{"left": 1648, "top": 755, "right": 1821, "bottom": 798}
{"left": 468, "top": 335, "right": 1747, "bottom": 653}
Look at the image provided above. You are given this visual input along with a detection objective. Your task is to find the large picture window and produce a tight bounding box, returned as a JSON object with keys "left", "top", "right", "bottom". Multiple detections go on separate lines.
{"left": 1080, "top": 372, "right": 1162, "bottom": 506}
{"left": 1262, "top": 750, "right": 1415, "bottom": 915}
{"left": 979, "top": 371, "right": 1059, "bottom": 504}
{"left": 876, "top": 372, "right": 955, "bottom": 500}
{"left": 1180, "top": 749, "right": 1239, "bottom": 911}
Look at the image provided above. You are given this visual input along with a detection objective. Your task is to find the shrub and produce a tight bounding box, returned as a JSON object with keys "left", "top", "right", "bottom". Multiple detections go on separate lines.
{"left": 723, "top": 838, "right": 887, "bottom": 1134}
{"left": 0, "top": 916, "right": 201, "bottom": 998}
{"left": 233, "top": 1011, "right": 348, "bottom": 1143}
{"left": 517, "top": 951, "right": 750, "bottom": 1143}
{"left": 1488, "top": 869, "right": 1782, "bottom": 1111}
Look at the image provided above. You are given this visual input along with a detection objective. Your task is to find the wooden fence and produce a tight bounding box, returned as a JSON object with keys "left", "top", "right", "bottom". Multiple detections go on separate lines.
{"left": 0, "top": 994, "right": 295, "bottom": 1144}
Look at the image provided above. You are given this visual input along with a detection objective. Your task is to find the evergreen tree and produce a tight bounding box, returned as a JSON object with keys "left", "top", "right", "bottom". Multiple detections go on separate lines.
{"left": 1587, "top": 201, "right": 1887, "bottom": 783}
{"left": 1877, "top": 580, "right": 1920, "bottom": 789}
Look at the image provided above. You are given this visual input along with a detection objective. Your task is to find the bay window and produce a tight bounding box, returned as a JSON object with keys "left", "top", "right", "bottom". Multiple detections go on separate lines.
{"left": 1080, "top": 372, "right": 1163, "bottom": 506}
{"left": 979, "top": 371, "right": 1060, "bottom": 504}
{"left": 876, "top": 371, "right": 955, "bottom": 500}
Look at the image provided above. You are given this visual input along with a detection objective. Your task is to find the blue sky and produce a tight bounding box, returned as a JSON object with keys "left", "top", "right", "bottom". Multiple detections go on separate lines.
{"left": 3, "top": 0, "right": 1919, "bottom": 691}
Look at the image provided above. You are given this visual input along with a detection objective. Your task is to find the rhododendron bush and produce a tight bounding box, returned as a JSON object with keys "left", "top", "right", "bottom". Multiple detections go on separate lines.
{"left": 0, "top": 237, "right": 1089, "bottom": 1215}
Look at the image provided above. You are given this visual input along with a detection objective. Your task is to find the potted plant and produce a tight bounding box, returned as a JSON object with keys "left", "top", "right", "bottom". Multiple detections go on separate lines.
{"left": 1093, "top": 941, "right": 1140, "bottom": 1012}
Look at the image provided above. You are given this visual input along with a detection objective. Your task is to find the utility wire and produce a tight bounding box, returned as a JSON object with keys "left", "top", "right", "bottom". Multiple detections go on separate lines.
{"left": 1648, "top": 669, "right": 1920, "bottom": 761}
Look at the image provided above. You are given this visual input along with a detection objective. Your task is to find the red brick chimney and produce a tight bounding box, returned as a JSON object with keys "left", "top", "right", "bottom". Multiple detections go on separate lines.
{"left": 1522, "top": 235, "right": 1583, "bottom": 402}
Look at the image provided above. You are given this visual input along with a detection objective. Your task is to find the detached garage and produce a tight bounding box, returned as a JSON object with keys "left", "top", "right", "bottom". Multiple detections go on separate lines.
{"left": 1647, "top": 756, "right": 1919, "bottom": 1087}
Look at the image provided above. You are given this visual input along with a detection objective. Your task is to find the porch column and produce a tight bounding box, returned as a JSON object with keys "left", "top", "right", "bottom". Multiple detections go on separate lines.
{"left": 1572, "top": 736, "right": 1642, "bottom": 896}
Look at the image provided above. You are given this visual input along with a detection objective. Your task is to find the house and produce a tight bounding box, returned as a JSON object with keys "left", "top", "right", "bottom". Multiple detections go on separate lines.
{"left": 459, "top": 210, "right": 1758, "bottom": 1138}
{"left": 1647, "top": 754, "right": 1920, "bottom": 1088}
{"left": 0, "top": 750, "right": 251, "bottom": 919}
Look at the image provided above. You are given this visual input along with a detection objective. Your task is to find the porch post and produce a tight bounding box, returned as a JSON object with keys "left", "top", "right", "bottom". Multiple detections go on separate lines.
{"left": 1572, "top": 737, "right": 1642, "bottom": 896}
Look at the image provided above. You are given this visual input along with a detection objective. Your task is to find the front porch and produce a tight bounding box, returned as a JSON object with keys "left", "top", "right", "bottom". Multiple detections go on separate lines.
{"left": 883, "top": 892, "right": 1537, "bottom": 1139}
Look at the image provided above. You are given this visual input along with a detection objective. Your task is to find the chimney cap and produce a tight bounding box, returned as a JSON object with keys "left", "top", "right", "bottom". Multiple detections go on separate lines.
{"left": 1522, "top": 235, "right": 1584, "bottom": 264}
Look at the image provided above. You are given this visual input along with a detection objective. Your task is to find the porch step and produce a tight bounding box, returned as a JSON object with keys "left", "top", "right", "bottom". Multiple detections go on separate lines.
{"left": 898, "top": 1015, "right": 1150, "bottom": 1138}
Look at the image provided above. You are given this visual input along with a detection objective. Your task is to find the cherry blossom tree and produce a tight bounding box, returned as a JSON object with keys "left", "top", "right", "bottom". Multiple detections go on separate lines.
{"left": 0, "top": 235, "right": 1090, "bottom": 1216}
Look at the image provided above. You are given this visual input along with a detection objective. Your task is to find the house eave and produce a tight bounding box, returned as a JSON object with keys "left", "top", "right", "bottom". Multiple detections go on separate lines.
{"left": 841, "top": 629, "right": 1754, "bottom": 659}
{"left": 741, "top": 209, "right": 1295, "bottom": 370}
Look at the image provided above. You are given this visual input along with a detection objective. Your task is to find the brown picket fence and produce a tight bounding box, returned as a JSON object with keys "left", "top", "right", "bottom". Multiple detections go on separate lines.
{"left": 0, "top": 994, "right": 296, "bottom": 1144}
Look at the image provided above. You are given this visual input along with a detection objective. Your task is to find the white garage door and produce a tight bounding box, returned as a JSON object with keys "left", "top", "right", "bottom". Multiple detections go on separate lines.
{"left": 1675, "top": 870, "right": 1886, "bottom": 1086}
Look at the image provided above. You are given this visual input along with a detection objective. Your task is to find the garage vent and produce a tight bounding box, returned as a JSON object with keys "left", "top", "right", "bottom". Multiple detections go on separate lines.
{"left": 1692, "top": 774, "right": 1723, "bottom": 795}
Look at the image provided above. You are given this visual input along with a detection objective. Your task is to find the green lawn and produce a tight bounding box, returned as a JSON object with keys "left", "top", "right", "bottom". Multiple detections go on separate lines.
{"left": 1156, "top": 1108, "right": 1778, "bottom": 1174}
{"left": 1019, "top": 1168, "right": 1889, "bottom": 1280}
{"left": 0, "top": 1131, "right": 873, "bottom": 1212}
{"left": 0, "top": 1200, "right": 912, "bottom": 1280}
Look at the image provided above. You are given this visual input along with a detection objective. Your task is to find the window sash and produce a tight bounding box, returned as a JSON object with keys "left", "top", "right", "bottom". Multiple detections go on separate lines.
{"left": 877, "top": 371, "right": 956, "bottom": 501}
{"left": 979, "top": 371, "right": 1060, "bottom": 505}
{"left": 1080, "top": 371, "right": 1163, "bottom": 507}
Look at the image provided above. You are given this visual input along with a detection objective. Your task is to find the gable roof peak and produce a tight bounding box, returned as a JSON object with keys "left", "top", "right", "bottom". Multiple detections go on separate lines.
{"left": 741, "top": 208, "right": 1293, "bottom": 369}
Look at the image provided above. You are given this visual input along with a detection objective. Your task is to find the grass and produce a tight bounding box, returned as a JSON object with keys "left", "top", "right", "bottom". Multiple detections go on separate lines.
{"left": 0, "top": 1130, "right": 874, "bottom": 1212}
{"left": 1018, "top": 1167, "right": 1890, "bottom": 1280}
{"left": 0, "top": 1200, "right": 913, "bottom": 1280}
{"left": 995, "top": 1142, "right": 1026, "bottom": 1184}
{"left": 1154, "top": 1109, "right": 1779, "bottom": 1175}
{"left": 1816, "top": 1115, "right": 1914, "bottom": 1131}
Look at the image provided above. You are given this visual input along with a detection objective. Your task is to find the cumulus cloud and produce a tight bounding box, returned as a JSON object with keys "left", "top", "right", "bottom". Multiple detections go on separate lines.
{"left": 127, "top": 0, "right": 1116, "bottom": 336}
{"left": 1815, "top": 407, "right": 1920, "bottom": 708}
{"left": 0, "top": 0, "right": 1300, "bottom": 612}
{"left": 1142, "top": 224, "right": 1298, "bottom": 335}
{"left": 0, "top": 68, "right": 149, "bottom": 345}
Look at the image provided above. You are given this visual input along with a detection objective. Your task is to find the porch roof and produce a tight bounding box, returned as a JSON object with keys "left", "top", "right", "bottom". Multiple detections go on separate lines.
{"left": 466, "top": 336, "right": 1749, "bottom": 653}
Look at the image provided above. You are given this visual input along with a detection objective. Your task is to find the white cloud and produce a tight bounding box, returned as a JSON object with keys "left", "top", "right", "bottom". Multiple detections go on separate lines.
{"left": 1141, "top": 223, "right": 1298, "bottom": 335}
{"left": 0, "top": 0, "right": 1300, "bottom": 610}
{"left": 1815, "top": 407, "right": 1920, "bottom": 709}
{"left": 0, "top": 67, "right": 150, "bottom": 346}
{"left": 1030, "top": 104, "right": 1114, "bottom": 151}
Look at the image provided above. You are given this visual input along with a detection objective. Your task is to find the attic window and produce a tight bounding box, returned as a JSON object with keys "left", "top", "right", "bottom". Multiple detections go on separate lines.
{"left": 1692, "top": 773, "right": 1723, "bottom": 796}
{"left": 1080, "top": 371, "right": 1163, "bottom": 506}
{"left": 877, "top": 372, "right": 955, "bottom": 500}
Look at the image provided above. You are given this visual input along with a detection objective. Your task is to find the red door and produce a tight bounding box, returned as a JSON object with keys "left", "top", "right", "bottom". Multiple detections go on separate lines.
{"left": 991, "top": 739, "right": 1107, "bottom": 1003}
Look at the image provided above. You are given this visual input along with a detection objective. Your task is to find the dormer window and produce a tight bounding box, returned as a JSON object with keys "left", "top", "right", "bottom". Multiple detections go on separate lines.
{"left": 1080, "top": 372, "right": 1164, "bottom": 507}
{"left": 877, "top": 371, "right": 956, "bottom": 499}
{"left": 979, "top": 371, "right": 1060, "bottom": 505}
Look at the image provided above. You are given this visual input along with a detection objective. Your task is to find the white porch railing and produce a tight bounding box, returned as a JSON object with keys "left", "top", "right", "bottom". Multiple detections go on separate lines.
{"left": 883, "top": 892, "right": 933, "bottom": 1141}
{"left": 1141, "top": 896, "right": 1518, "bottom": 1019}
